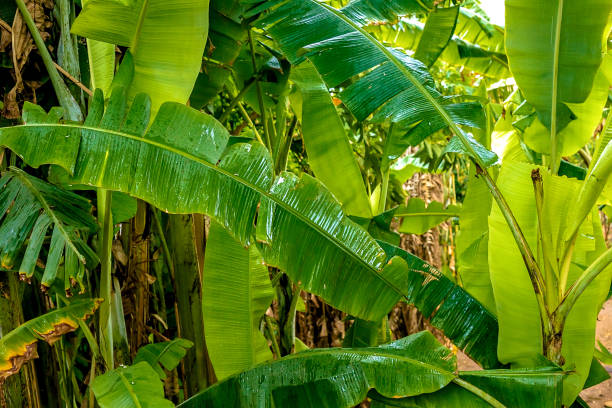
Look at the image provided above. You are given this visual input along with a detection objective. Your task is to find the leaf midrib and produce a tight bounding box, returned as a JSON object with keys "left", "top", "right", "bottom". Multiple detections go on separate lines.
{"left": 11, "top": 123, "right": 404, "bottom": 298}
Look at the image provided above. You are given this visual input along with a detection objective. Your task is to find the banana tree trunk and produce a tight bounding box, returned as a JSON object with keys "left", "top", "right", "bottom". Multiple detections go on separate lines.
{"left": 167, "top": 214, "right": 215, "bottom": 395}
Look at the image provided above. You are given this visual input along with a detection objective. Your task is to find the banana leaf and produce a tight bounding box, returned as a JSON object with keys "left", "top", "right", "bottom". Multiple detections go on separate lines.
{"left": 0, "top": 298, "right": 101, "bottom": 381}
{"left": 203, "top": 221, "right": 274, "bottom": 380}
{"left": 396, "top": 197, "right": 460, "bottom": 234}
{"left": 290, "top": 61, "right": 372, "bottom": 218}
{"left": 0, "top": 168, "right": 98, "bottom": 290}
{"left": 71, "top": 0, "right": 210, "bottom": 116}
{"left": 190, "top": 0, "right": 247, "bottom": 109}
{"left": 413, "top": 6, "right": 459, "bottom": 67}
{"left": 339, "top": 0, "right": 434, "bottom": 24}
{"left": 91, "top": 361, "right": 173, "bottom": 408}
{"left": 179, "top": 331, "right": 458, "bottom": 408}
{"left": 505, "top": 0, "right": 612, "bottom": 131}
{"left": 488, "top": 160, "right": 612, "bottom": 404}
{"left": 0, "top": 65, "right": 498, "bottom": 366}
{"left": 250, "top": 0, "right": 489, "bottom": 164}
{"left": 370, "top": 368, "right": 564, "bottom": 408}
{"left": 80, "top": 0, "right": 114, "bottom": 94}
{"left": 133, "top": 338, "right": 194, "bottom": 379}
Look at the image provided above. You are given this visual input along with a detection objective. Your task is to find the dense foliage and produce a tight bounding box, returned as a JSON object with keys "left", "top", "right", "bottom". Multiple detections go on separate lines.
{"left": 0, "top": 0, "right": 611, "bottom": 407}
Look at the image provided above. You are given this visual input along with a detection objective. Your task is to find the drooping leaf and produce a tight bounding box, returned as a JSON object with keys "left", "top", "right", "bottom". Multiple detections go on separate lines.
{"left": 371, "top": 368, "right": 565, "bottom": 408}
{"left": 396, "top": 197, "right": 460, "bottom": 234}
{"left": 441, "top": 132, "right": 498, "bottom": 167}
{"left": 505, "top": 0, "right": 612, "bottom": 131}
{"left": 413, "top": 6, "right": 460, "bottom": 67}
{"left": 91, "top": 361, "right": 173, "bottom": 408}
{"left": 0, "top": 168, "right": 98, "bottom": 290}
{"left": 377, "top": 241, "right": 499, "bottom": 368}
{"left": 134, "top": 338, "right": 194, "bottom": 379}
{"left": 251, "top": 0, "right": 483, "bottom": 146}
{"left": 0, "top": 298, "right": 101, "bottom": 381}
{"left": 290, "top": 61, "right": 371, "bottom": 217}
{"left": 71, "top": 0, "right": 210, "bottom": 116}
{"left": 203, "top": 221, "right": 274, "bottom": 380}
{"left": 179, "top": 331, "right": 458, "bottom": 408}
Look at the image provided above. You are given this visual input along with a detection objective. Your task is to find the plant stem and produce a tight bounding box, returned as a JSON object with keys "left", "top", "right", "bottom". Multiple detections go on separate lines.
{"left": 377, "top": 168, "right": 390, "bottom": 215}
{"left": 264, "top": 314, "right": 282, "bottom": 359}
{"left": 247, "top": 29, "right": 271, "bottom": 150}
{"left": 479, "top": 166, "right": 547, "bottom": 308}
{"left": 96, "top": 189, "right": 114, "bottom": 369}
{"left": 274, "top": 115, "right": 297, "bottom": 174}
{"left": 452, "top": 378, "right": 506, "bottom": 408}
{"left": 14, "top": 0, "right": 83, "bottom": 121}
{"left": 219, "top": 78, "right": 256, "bottom": 124}
{"left": 557, "top": 244, "right": 612, "bottom": 321}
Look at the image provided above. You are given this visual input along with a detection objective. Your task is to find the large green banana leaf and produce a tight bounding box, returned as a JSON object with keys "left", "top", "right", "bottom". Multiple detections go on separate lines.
{"left": 203, "top": 221, "right": 274, "bottom": 380}
{"left": 413, "top": 6, "right": 459, "bottom": 67}
{"left": 0, "top": 167, "right": 98, "bottom": 290}
{"left": 0, "top": 298, "right": 100, "bottom": 381}
{"left": 370, "top": 368, "right": 564, "bottom": 408}
{"left": 521, "top": 67, "right": 610, "bottom": 157}
{"left": 339, "top": 0, "right": 434, "bottom": 24}
{"left": 251, "top": 0, "right": 486, "bottom": 155}
{"left": 71, "top": 0, "right": 210, "bottom": 116}
{"left": 488, "top": 160, "right": 612, "bottom": 404}
{"left": 80, "top": 0, "right": 114, "bottom": 94}
{"left": 290, "top": 61, "right": 372, "bottom": 218}
{"left": 92, "top": 361, "right": 173, "bottom": 408}
{"left": 0, "top": 83, "right": 499, "bottom": 367}
{"left": 456, "top": 169, "right": 496, "bottom": 313}
{"left": 179, "top": 331, "right": 456, "bottom": 408}
{"left": 377, "top": 241, "right": 499, "bottom": 368}
{"left": 396, "top": 197, "right": 460, "bottom": 234}
{"left": 505, "top": 0, "right": 612, "bottom": 132}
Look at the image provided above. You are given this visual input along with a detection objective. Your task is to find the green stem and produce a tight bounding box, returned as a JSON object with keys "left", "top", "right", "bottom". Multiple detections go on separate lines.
{"left": 274, "top": 115, "right": 297, "bottom": 174}
{"left": 452, "top": 378, "right": 506, "bottom": 408}
{"left": 479, "top": 167, "right": 547, "bottom": 309}
{"left": 264, "top": 315, "right": 282, "bottom": 359}
{"left": 237, "top": 100, "right": 265, "bottom": 145}
{"left": 14, "top": 0, "right": 83, "bottom": 121}
{"left": 247, "top": 29, "right": 271, "bottom": 150}
{"left": 151, "top": 209, "right": 175, "bottom": 276}
{"left": 97, "top": 189, "right": 114, "bottom": 369}
{"left": 377, "top": 168, "right": 390, "bottom": 215}
{"left": 557, "top": 244, "right": 612, "bottom": 322}
{"left": 219, "top": 78, "right": 257, "bottom": 124}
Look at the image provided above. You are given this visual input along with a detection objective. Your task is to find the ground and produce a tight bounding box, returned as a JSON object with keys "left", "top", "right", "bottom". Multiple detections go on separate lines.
{"left": 582, "top": 300, "right": 612, "bottom": 407}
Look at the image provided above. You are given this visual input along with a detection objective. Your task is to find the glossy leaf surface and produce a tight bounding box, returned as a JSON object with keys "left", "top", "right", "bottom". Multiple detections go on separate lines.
{"left": 203, "top": 221, "right": 274, "bottom": 380}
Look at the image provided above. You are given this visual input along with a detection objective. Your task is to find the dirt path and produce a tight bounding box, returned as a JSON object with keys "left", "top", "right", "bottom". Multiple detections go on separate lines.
{"left": 582, "top": 300, "right": 612, "bottom": 407}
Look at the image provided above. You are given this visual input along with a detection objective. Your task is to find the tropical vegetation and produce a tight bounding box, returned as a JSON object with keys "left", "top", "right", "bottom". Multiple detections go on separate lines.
{"left": 0, "top": 0, "right": 611, "bottom": 406}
